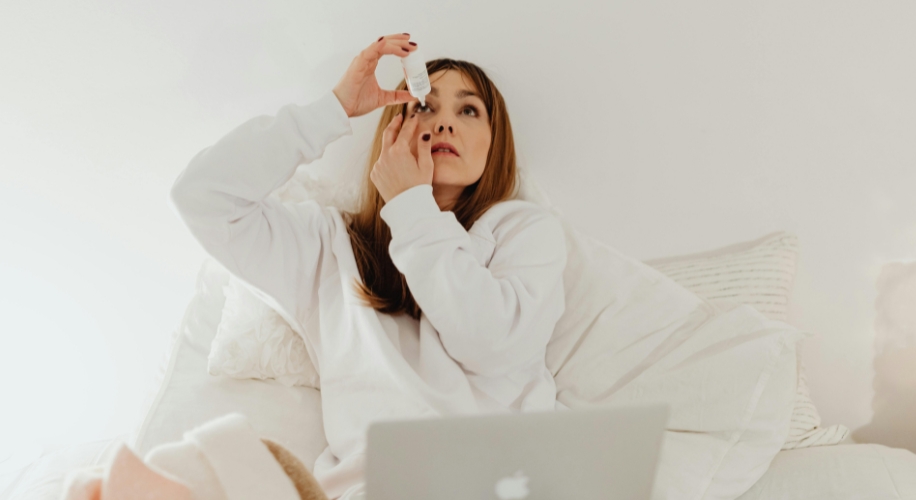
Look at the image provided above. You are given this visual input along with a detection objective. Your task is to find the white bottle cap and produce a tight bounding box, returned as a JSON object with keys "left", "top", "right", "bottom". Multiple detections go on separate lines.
{"left": 401, "top": 48, "right": 426, "bottom": 73}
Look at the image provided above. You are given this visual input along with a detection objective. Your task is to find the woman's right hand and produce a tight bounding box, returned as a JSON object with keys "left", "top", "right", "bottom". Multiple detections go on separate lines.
{"left": 332, "top": 34, "right": 419, "bottom": 119}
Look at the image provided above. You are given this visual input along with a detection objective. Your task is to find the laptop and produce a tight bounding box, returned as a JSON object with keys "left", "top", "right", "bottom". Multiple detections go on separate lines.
{"left": 365, "top": 403, "right": 669, "bottom": 500}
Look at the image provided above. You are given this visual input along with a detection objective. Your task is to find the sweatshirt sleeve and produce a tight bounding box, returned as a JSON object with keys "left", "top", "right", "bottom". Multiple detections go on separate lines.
{"left": 168, "top": 90, "right": 352, "bottom": 328}
{"left": 379, "top": 184, "right": 567, "bottom": 378}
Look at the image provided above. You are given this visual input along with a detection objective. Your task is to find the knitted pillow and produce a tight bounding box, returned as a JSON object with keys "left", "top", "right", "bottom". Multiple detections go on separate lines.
{"left": 208, "top": 274, "right": 319, "bottom": 389}
{"left": 643, "top": 232, "right": 849, "bottom": 449}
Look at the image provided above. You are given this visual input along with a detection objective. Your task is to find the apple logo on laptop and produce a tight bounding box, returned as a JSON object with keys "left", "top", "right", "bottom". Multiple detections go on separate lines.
{"left": 495, "top": 470, "right": 530, "bottom": 499}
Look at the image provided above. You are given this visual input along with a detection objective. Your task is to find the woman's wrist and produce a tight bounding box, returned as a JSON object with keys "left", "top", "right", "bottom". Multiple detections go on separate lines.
{"left": 331, "top": 88, "right": 352, "bottom": 118}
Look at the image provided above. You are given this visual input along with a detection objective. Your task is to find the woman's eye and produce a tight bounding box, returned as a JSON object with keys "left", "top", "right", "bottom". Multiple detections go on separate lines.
{"left": 413, "top": 103, "right": 479, "bottom": 117}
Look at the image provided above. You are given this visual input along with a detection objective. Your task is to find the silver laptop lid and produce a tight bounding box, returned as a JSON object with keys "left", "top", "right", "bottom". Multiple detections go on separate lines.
{"left": 366, "top": 403, "right": 669, "bottom": 500}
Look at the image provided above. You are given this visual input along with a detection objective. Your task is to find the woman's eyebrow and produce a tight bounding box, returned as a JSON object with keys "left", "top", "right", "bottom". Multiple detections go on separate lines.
{"left": 429, "top": 87, "right": 478, "bottom": 99}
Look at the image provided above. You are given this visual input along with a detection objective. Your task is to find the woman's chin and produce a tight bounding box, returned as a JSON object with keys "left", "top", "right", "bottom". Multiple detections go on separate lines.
{"left": 432, "top": 168, "right": 476, "bottom": 187}
{"left": 431, "top": 168, "right": 448, "bottom": 183}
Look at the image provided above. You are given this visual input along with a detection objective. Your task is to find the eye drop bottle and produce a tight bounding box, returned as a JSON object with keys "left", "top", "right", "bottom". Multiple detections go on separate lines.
{"left": 401, "top": 48, "right": 430, "bottom": 106}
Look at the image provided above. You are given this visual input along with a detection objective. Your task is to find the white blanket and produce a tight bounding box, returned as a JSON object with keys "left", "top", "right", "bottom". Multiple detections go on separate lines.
{"left": 547, "top": 217, "right": 806, "bottom": 500}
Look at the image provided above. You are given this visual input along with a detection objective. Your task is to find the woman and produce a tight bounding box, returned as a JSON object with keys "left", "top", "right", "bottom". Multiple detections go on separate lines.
{"left": 169, "top": 33, "right": 567, "bottom": 500}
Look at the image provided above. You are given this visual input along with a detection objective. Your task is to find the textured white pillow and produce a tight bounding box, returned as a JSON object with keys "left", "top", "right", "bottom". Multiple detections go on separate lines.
{"left": 208, "top": 274, "right": 319, "bottom": 389}
{"left": 644, "top": 232, "right": 800, "bottom": 322}
{"left": 643, "top": 232, "right": 850, "bottom": 450}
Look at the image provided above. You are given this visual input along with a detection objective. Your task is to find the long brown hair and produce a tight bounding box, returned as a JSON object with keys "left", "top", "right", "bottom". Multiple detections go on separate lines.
{"left": 343, "top": 58, "right": 518, "bottom": 320}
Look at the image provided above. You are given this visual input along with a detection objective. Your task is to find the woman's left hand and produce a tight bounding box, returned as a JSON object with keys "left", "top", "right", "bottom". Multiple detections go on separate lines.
{"left": 371, "top": 112, "right": 434, "bottom": 203}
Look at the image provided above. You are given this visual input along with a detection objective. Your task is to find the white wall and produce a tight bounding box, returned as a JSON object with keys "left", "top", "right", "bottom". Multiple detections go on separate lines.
{"left": 1, "top": 0, "right": 914, "bottom": 454}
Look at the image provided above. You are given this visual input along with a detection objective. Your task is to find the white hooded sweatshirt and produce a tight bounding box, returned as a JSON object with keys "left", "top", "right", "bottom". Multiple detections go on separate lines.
{"left": 168, "top": 90, "right": 567, "bottom": 499}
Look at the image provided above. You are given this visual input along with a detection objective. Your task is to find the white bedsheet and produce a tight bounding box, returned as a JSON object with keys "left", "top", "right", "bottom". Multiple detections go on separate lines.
{"left": 5, "top": 436, "right": 916, "bottom": 500}
{"left": 737, "top": 443, "right": 916, "bottom": 499}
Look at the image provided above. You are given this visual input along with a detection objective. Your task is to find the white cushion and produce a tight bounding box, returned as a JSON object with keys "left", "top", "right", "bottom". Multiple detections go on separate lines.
{"left": 643, "top": 232, "right": 850, "bottom": 450}
{"left": 207, "top": 274, "right": 319, "bottom": 389}
{"left": 643, "top": 232, "right": 798, "bottom": 322}
{"left": 544, "top": 214, "right": 804, "bottom": 499}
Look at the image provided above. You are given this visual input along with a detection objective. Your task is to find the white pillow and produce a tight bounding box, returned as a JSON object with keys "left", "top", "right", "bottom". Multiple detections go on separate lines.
{"left": 544, "top": 214, "right": 803, "bottom": 500}
{"left": 208, "top": 274, "right": 319, "bottom": 389}
{"left": 643, "top": 232, "right": 850, "bottom": 450}
{"left": 643, "top": 231, "right": 800, "bottom": 322}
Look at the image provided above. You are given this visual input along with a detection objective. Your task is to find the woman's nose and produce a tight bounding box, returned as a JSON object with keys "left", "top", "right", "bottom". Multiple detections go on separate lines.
{"left": 421, "top": 111, "right": 453, "bottom": 134}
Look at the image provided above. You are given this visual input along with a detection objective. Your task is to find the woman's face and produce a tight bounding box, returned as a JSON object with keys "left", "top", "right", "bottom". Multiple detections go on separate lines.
{"left": 405, "top": 70, "right": 491, "bottom": 201}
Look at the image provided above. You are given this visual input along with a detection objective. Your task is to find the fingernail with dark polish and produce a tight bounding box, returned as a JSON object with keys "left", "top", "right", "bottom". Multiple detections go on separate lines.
{"left": 378, "top": 36, "right": 384, "bottom": 41}
{"left": 402, "top": 48, "right": 408, "bottom": 52}
{"left": 409, "top": 41, "right": 417, "bottom": 46}
{"left": 403, "top": 33, "right": 410, "bottom": 35}
{"left": 422, "top": 133, "right": 430, "bottom": 141}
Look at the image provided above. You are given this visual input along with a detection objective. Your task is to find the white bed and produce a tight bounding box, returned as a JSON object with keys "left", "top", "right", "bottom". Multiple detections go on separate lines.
{"left": 5, "top": 235, "right": 916, "bottom": 500}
